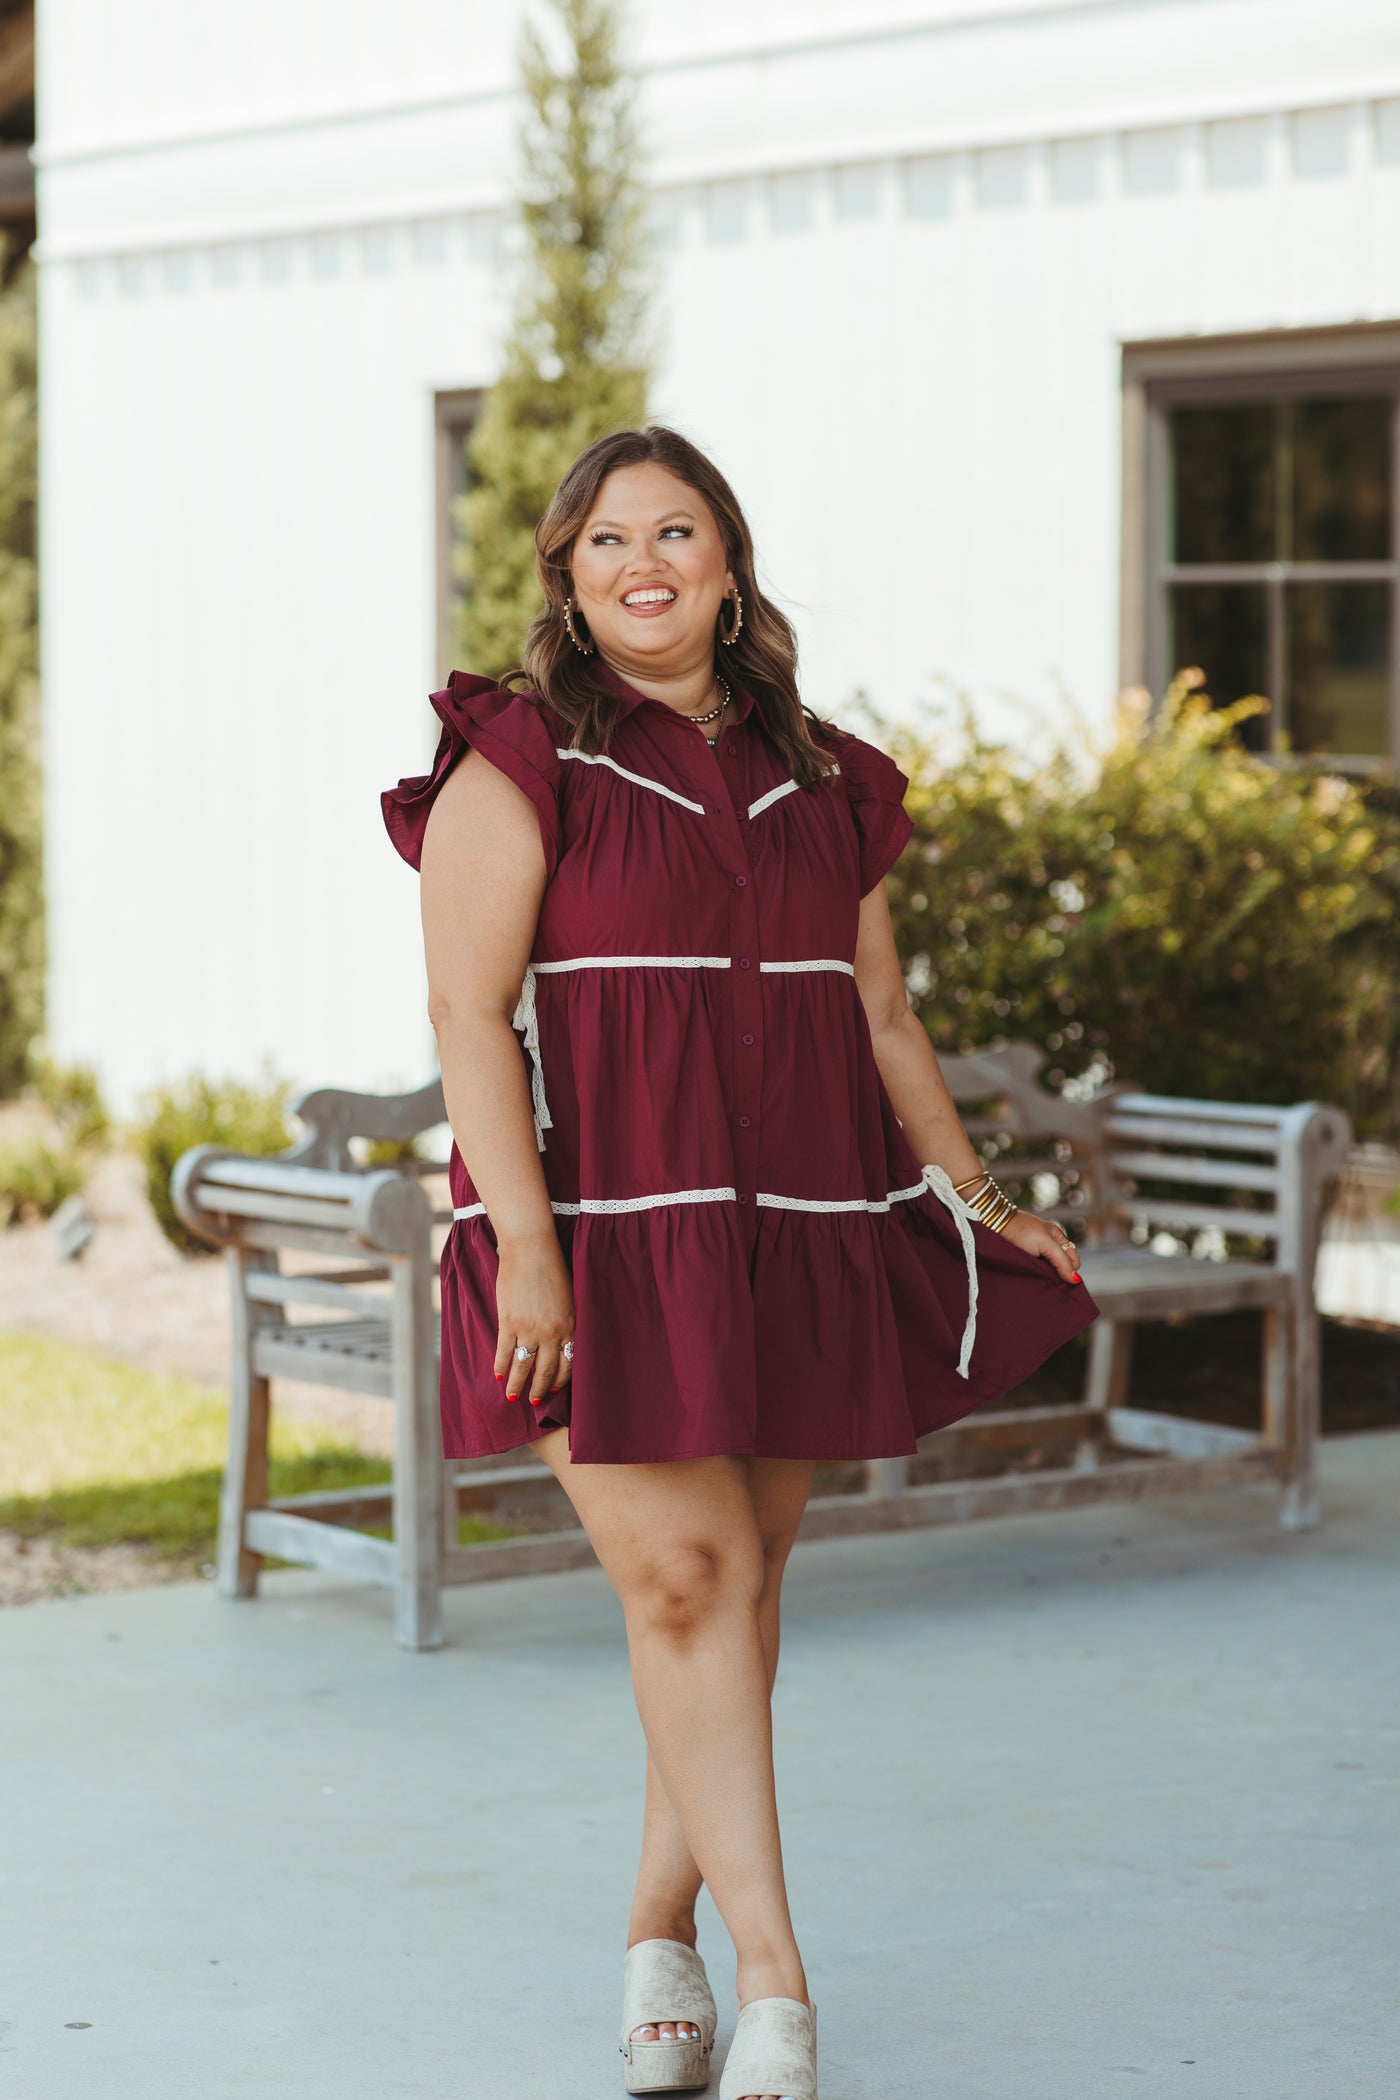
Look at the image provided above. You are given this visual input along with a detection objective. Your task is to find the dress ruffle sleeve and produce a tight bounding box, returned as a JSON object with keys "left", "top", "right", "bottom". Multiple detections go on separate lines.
{"left": 832, "top": 730, "right": 915, "bottom": 895}
{"left": 380, "top": 671, "right": 562, "bottom": 878}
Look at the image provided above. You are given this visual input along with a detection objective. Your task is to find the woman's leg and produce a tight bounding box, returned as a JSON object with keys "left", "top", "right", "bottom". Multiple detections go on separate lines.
{"left": 532, "top": 1431, "right": 813, "bottom": 2067}
{"left": 626, "top": 1457, "right": 815, "bottom": 1980}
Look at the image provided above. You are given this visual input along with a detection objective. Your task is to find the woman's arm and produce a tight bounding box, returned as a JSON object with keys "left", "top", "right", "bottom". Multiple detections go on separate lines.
{"left": 419, "top": 750, "right": 575, "bottom": 1401}
{"left": 852, "top": 883, "right": 1079, "bottom": 1283}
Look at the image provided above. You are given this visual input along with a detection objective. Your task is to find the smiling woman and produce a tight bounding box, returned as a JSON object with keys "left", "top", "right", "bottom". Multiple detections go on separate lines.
{"left": 380, "top": 423, "right": 1096, "bottom": 2100}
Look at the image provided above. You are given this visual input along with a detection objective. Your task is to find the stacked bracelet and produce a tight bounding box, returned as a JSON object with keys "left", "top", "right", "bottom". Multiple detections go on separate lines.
{"left": 951, "top": 1169, "right": 1019, "bottom": 1234}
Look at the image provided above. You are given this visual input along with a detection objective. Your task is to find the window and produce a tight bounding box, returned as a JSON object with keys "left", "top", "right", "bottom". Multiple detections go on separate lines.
{"left": 1121, "top": 331, "right": 1400, "bottom": 770}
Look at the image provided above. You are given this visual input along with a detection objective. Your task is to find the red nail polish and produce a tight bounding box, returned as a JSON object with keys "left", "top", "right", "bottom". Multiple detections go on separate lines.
{"left": 506, "top": 1390, "right": 518, "bottom": 1401}
{"left": 1073, "top": 1272, "right": 1082, "bottom": 1283}
{"left": 494, "top": 1371, "right": 504, "bottom": 1381}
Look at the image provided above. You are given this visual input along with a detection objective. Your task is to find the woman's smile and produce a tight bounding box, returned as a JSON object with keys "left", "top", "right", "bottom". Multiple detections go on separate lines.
{"left": 620, "top": 584, "right": 679, "bottom": 617}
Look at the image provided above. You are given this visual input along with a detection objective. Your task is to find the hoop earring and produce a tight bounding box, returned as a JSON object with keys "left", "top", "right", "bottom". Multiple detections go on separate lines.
{"left": 562, "top": 597, "right": 595, "bottom": 655}
{"left": 719, "top": 590, "right": 743, "bottom": 647}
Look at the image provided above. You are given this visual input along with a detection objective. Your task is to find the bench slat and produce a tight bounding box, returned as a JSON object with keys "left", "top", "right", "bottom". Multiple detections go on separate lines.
{"left": 196, "top": 1186, "right": 368, "bottom": 1231}
{"left": 1109, "top": 1150, "right": 1281, "bottom": 1194}
{"left": 247, "top": 1273, "right": 392, "bottom": 1314}
{"left": 795, "top": 1448, "right": 1282, "bottom": 1537}
{"left": 1122, "top": 1198, "right": 1282, "bottom": 1239}
{"left": 244, "top": 1508, "right": 398, "bottom": 1583}
{"left": 1107, "top": 1409, "right": 1262, "bottom": 1459}
{"left": 1110, "top": 1093, "right": 1295, "bottom": 1127}
{"left": 202, "top": 1158, "right": 371, "bottom": 1202}
{"left": 1106, "top": 1114, "right": 1283, "bottom": 1155}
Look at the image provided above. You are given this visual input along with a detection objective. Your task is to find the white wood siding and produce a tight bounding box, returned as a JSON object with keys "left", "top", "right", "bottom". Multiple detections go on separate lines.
{"left": 34, "top": 1, "right": 1400, "bottom": 1111}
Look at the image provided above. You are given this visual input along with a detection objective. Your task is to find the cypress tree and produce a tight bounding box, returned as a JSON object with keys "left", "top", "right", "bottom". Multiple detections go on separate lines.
{"left": 454, "top": 0, "right": 650, "bottom": 676}
{"left": 0, "top": 243, "right": 41, "bottom": 1098}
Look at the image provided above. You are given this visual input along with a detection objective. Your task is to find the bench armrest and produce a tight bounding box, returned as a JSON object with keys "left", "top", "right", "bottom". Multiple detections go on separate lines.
{"left": 171, "top": 1142, "right": 434, "bottom": 1254}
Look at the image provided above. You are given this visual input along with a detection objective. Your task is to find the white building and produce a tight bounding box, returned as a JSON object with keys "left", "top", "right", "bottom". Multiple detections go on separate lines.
{"left": 34, "top": 0, "right": 1400, "bottom": 1116}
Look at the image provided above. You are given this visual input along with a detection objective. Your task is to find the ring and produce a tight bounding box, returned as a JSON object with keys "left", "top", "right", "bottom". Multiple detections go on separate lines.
{"left": 561, "top": 1340, "right": 574, "bottom": 1360}
{"left": 513, "top": 1342, "right": 536, "bottom": 1362}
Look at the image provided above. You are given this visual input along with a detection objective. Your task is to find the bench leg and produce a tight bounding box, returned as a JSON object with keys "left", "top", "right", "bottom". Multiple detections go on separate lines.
{"left": 864, "top": 1457, "right": 909, "bottom": 1498}
{"left": 1084, "top": 1318, "right": 1134, "bottom": 1415}
{"left": 217, "top": 1245, "right": 271, "bottom": 1599}
{"left": 1278, "top": 1297, "right": 1322, "bottom": 1531}
{"left": 392, "top": 1248, "right": 445, "bottom": 1651}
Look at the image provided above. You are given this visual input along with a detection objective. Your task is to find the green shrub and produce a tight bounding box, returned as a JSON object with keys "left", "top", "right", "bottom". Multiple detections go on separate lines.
{"left": 879, "top": 672, "right": 1400, "bottom": 1140}
{"left": 25, "top": 1047, "right": 111, "bottom": 1147}
{"left": 0, "top": 1131, "right": 87, "bottom": 1227}
{"left": 131, "top": 1064, "right": 297, "bottom": 1254}
{"left": 358, "top": 1135, "right": 423, "bottom": 1167}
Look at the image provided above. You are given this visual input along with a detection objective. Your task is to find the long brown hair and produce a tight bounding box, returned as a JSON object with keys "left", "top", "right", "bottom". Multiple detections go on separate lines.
{"left": 505, "top": 426, "right": 842, "bottom": 791}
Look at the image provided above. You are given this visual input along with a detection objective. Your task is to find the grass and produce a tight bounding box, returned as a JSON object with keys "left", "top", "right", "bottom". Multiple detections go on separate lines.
{"left": 0, "top": 1332, "right": 513, "bottom": 1565}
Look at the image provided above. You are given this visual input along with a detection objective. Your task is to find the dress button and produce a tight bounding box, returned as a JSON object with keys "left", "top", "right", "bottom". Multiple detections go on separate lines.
{"left": 742, "top": 1032, "right": 755, "bottom": 1046}
{"left": 737, "top": 1191, "right": 749, "bottom": 1205}
{"left": 738, "top": 956, "right": 751, "bottom": 970}
{"left": 738, "top": 1114, "right": 751, "bottom": 1128}
{"left": 735, "top": 874, "right": 748, "bottom": 888}
{"left": 727, "top": 742, "right": 738, "bottom": 757}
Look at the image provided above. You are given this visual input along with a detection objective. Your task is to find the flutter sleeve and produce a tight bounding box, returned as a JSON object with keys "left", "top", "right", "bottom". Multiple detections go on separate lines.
{"left": 380, "top": 671, "right": 563, "bottom": 879}
{"left": 831, "top": 729, "right": 915, "bottom": 896}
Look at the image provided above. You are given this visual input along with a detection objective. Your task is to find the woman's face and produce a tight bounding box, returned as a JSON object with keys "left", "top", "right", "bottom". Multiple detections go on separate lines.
{"left": 569, "top": 462, "right": 735, "bottom": 679}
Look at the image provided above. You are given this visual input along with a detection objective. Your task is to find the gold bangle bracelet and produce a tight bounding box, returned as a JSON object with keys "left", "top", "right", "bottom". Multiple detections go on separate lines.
{"left": 952, "top": 1170, "right": 992, "bottom": 1194}
{"left": 962, "top": 1176, "right": 1019, "bottom": 1234}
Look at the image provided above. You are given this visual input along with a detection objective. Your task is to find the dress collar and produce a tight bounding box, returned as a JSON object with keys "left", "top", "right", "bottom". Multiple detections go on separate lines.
{"left": 590, "top": 655, "right": 757, "bottom": 726}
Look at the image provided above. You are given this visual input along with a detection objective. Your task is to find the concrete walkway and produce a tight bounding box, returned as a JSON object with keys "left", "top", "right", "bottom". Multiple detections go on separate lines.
{"left": 3, "top": 1435, "right": 1398, "bottom": 2100}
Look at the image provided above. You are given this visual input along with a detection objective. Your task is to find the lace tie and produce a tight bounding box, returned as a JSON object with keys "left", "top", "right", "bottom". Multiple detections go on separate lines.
{"left": 919, "top": 1162, "right": 980, "bottom": 1378}
{"left": 512, "top": 964, "right": 554, "bottom": 1153}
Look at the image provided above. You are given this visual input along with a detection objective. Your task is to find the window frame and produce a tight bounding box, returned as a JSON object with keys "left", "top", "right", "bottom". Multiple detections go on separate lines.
{"left": 1120, "top": 325, "right": 1400, "bottom": 773}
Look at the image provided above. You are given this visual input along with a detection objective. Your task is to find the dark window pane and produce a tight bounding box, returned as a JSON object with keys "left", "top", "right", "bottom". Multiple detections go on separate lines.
{"left": 1171, "top": 405, "right": 1275, "bottom": 563}
{"left": 1290, "top": 397, "right": 1392, "bottom": 562}
{"left": 1287, "top": 582, "right": 1391, "bottom": 757}
{"left": 1168, "top": 583, "right": 1271, "bottom": 749}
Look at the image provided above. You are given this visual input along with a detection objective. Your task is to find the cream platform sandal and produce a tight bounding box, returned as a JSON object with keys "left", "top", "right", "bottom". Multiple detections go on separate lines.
{"left": 619, "top": 1938, "right": 719, "bottom": 2094}
{"left": 717, "top": 1996, "right": 818, "bottom": 2100}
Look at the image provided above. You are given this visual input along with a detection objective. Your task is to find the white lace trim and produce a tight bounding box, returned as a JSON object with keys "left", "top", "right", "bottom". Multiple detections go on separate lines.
{"left": 747, "top": 777, "right": 800, "bottom": 819}
{"left": 758, "top": 959, "right": 855, "bottom": 975}
{"left": 453, "top": 1161, "right": 980, "bottom": 1375}
{"left": 746, "top": 763, "right": 839, "bottom": 819}
{"left": 556, "top": 746, "right": 707, "bottom": 814}
{"left": 453, "top": 1187, "right": 738, "bottom": 1220}
{"left": 533, "top": 955, "right": 731, "bottom": 972}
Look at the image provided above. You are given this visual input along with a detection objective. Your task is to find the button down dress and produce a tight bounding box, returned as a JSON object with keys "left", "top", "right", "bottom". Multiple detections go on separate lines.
{"left": 382, "top": 659, "right": 1098, "bottom": 1464}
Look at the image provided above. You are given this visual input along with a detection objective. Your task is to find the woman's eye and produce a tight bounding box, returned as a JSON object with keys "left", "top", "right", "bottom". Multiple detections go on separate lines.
{"left": 588, "top": 530, "right": 622, "bottom": 545}
{"left": 660, "top": 525, "right": 693, "bottom": 539}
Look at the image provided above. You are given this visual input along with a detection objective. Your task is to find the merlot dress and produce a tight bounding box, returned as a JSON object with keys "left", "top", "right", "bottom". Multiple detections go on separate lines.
{"left": 381, "top": 658, "right": 1098, "bottom": 1464}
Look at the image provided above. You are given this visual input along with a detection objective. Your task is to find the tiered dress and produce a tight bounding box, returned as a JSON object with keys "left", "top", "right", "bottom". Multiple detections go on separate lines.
{"left": 381, "top": 658, "right": 1098, "bottom": 1464}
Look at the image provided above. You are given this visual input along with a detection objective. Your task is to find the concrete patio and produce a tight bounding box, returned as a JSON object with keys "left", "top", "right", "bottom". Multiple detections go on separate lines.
{"left": 3, "top": 1433, "right": 1397, "bottom": 2100}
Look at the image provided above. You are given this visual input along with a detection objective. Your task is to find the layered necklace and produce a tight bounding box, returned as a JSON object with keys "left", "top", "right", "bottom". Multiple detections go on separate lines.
{"left": 685, "top": 675, "right": 731, "bottom": 747}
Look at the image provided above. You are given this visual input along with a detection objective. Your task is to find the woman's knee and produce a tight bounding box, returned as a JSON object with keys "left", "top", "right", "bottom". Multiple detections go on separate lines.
{"left": 621, "top": 1536, "right": 764, "bottom": 1648}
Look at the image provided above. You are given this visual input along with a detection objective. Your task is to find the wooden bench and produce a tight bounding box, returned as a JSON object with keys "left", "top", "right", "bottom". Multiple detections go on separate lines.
{"left": 174, "top": 1052, "right": 1350, "bottom": 1648}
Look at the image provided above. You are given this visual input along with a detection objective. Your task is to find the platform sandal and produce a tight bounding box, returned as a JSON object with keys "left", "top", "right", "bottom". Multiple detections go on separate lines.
{"left": 619, "top": 1938, "right": 719, "bottom": 2094}
{"left": 717, "top": 1995, "right": 818, "bottom": 2100}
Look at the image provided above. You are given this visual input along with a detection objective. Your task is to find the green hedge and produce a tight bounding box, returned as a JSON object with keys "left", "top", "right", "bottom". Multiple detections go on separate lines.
{"left": 132, "top": 1066, "right": 298, "bottom": 1254}
{"left": 879, "top": 674, "right": 1400, "bottom": 1140}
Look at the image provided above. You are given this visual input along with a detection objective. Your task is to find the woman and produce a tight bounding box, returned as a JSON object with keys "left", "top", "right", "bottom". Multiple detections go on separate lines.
{"left": 382, "top": 425, "right": 1098, "bottom": 2100}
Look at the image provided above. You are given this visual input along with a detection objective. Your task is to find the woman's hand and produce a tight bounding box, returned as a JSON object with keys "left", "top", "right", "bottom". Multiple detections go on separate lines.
{"left": 494, "top": 1228, "right": 577, "bottom": 1404}
{"left": 1001, "top": 1209, "right": 1082, "bottom": 1285}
